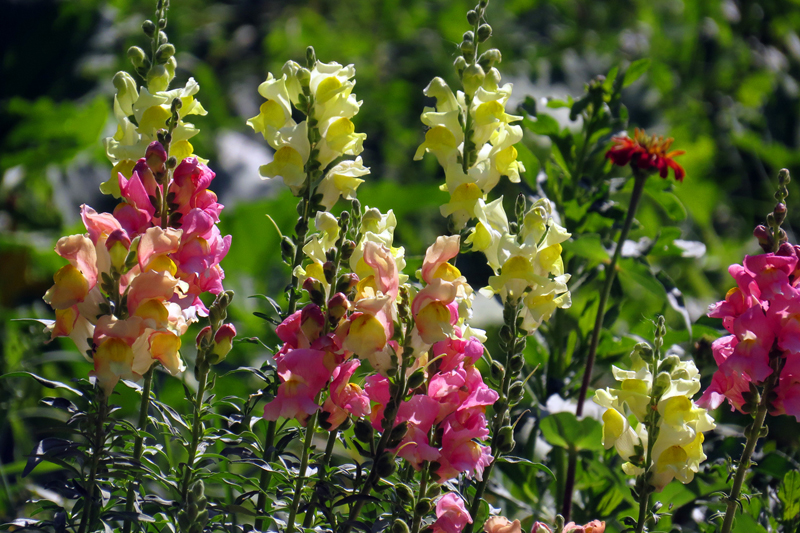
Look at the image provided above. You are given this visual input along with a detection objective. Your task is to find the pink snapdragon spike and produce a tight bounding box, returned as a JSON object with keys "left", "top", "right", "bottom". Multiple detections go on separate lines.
{"left": 700, "top": 249, "right": 800, "bottom": 420}
{"left": 432, "top": 493, "right": 472, "bottom": 533}
{"left": 44, "top": 141, "right": 232, "bottom": 395}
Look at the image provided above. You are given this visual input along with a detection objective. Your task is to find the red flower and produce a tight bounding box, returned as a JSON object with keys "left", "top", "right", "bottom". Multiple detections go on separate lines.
{"left": 606, "top": 128, "right": 686, "bottom": 182}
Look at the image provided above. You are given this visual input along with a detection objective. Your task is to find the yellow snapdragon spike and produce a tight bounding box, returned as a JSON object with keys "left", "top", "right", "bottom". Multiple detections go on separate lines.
{"left": 414, "top": 126, "right": 459, "bottom": 166}
{"left": 138, "top": 105, "right": 172, "bottom": 136}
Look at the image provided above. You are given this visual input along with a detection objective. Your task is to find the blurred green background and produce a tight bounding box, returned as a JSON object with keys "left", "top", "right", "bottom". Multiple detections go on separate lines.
{"left": 3, "top": 0, "right": 800, "bottom": 529}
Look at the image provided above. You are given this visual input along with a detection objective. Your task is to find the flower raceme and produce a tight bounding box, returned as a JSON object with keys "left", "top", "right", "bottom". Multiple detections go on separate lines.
{"left": 248, "top": 59, "right": 368, "bottom": 204}
{"left": 415, "top": 72, "right": 526, "bottom": 229}
{"left": 594, "top": 347, "right": 715, "bottom": 491}
{"left": 44, "top": 137, "right": 231, "bottom": 394}
{"left": 699, "top": 247, "right": 800, "bottom": 420}
{"left": 606, "top": 128, "right": 685, "bottom": 182}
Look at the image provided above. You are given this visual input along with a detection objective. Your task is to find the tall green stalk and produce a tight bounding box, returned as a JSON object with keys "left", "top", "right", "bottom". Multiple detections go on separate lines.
{"left": 285, "top": 397, "right": 321, "bottom": 533}
{"left": 122, "top": 368, "right": 155, "bottom": 533}
{"left": 78, "top": 393, "right": 108, "bottom": 533}
{"left": 180, "top": 363, "right": 210, "bottom": 500}
{"left": 563, "top": 170, "right": 648, "bottom": 520}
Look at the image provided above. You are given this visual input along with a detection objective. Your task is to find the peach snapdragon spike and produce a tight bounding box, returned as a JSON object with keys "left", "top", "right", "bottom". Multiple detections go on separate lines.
{"left": 44, "top": 141, "right": 231, "bottom": 395}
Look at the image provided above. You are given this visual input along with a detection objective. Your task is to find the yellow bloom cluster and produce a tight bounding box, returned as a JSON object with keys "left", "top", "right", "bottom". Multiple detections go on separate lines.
{"left": 248, "top": 59, "right": 368, "bottom": 203}
{"left": 102, "top": 72, "right": 207, "bottom": 196}
{"left": 594, "top": 346, "right": 716, "bottom": 491}
{"left": 473, "top": 197, "right": 571, "bottom": 332}
{"left": 414, "top": 69, "right": 525, "bottom": 229}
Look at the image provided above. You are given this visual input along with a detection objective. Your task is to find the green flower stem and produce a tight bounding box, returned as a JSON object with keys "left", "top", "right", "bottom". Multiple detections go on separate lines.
{"left": 254, "top": 420, "right": 277, "bottom": 531}
{"left": 302, "top": 429, "right": 339, "bottom": 528}
{"left": 563, "top": 169, "right": 648, "bottom": 521}
{"left": 460, "top": 13, "right": 481, "bottom": 174}
{"left": 180, "top": 361, "right": 210, "bottom": 500}
{"left": 411, "top": 462, "right": 431, "bottom": 533}
{"left": 635, "top": 353, "right": 661, "bottom": 533}
{"left": 464, "top": 305, "right": 518, "bottom": 533}
{"left": 122, "top": 367, "right": 155, "bottom": 533}
{"left": 344, "top": 345, "right": 412, "bottom": 533}
{"left": 78, "top": 393, "right": 108, "bottom": 533}
{"left": 720, "top": 364, "right": 780, "bottom": 533}
{"left": 285, "top": 395, "right": 321, "bottom": 533}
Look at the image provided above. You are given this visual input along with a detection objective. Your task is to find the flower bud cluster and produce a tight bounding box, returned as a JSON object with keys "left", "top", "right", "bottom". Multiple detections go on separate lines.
{"left": 593, "top": 342, "right": 715, "bottom": 492}
{"left": 472, "top": 197, "right": 572, "bottom": 332}
{"left": 700, "top": 247, "right": 800, "bottom": 419}
{"left": 247, "top": 52, "right": 368, "bottom": 208}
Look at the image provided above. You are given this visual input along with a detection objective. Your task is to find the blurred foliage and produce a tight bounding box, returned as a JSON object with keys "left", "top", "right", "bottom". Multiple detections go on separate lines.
{"left": 3, "top": 0, "right": 800, "bottom": 531}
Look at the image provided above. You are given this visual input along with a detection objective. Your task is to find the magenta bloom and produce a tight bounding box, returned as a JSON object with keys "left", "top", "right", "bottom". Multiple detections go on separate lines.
{"left": 322, "top": 359, "right": 371, "bottom": 429}
{"left": 704, "top": 250, "right": 800, "bottom": 420}
{"left": 432, "top": 493, "right": 472, "bottom": 533}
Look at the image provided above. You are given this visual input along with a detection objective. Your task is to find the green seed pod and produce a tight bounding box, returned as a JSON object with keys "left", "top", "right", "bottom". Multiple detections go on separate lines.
{"left": 460, "top": 39, "right": 475, "bottom": 58}
{"left": 396, "top": 484, "right": 414, "bottom": 503}
{"left": 426, "top": 483, "right": 442, "bottom": 498}
{"left": 462, "top": 31, "right": 475, "bottom": 42}
{"left": 375, "top": 452, "right": 397, "bottom": 478}
{"left": 478, "top": 48, "right": 502, "bottom": 71}
{"left": 658, "top": 354, "right": 681, "bottom": 374}
{"left": 466, "top": 9, "right": 479, "bottom": 25}
{"left": 414, "top": 498, "right": 432, "bottom": 515}
{"left": 477, "top": 24, "right": 492, "bottom": 42}
{"left": 490, "top": 361, "right": 505, "bottom": 382}
{"left": 509, "top": 381, "right": 525, "bottom": 403}
{"left": 508, "top": 354, "right": 524, "bottom": 374}
{"left": 297, "top": 67, "right": 311, "bottom": 88}
{"left": 147, "top": 64, "right": 171, "bottom": 93}
{"left": 392, "top": 519, "right": 411, "bottom": 533}
{"left": 497, "top": 425, "right": 515, "bottom": 454}
{"left": 142, "top": 19, "right": 156, "bottom": 37}
{"left": 387, "top": 421, "right": 409, "bottom": 448}
{"left": 354, "top": 419, "right": 373, "bottom": 443}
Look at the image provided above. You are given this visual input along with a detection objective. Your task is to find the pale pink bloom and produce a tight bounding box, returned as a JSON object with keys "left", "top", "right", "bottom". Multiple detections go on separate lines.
{"left": 412, "top": 279, "right": 459, "bottom": 344}
{"left": 772, "top": 356, "right": 800, "bottom": 420}
{"left": 483, "top": 517, "right": 521, "bottom": 533}
{"left": 91, "top": 315, "right": 145, "bottom": 395}
{"left": 365, "top": 374, "right": 391, "bottom": 430}
{"left": 432, "top": 493, "right": 472, "bottom": 533}
{"left": 433, "top": 336, "right": 484, "bottom": 373}
{"left": 263, "top": 348, "right": 332, "bottom": 422}
{"left": 395, "top": 425, "right": 440, "bottom": 469}
{"left": 531, "top": 523, "right": 552, "bottom": 533}
{"left": 564, "top": 520, "right": 605, "bottom": 533}
{"left": 55, "top": 234, "right": 99, "bottom": 289}
{"left": 362, "top": 240, "right": 399, "bottom": 300}
{"left": 421, "top": 235, "right": 461, "bottom": 284}
{"left": 707, "top": 286, "right": 753, "bottom": 334}
{"left": 80, "top": 205, "right": 124, "bottom": 244}
{"left": 137, "top": 226, "right": 182, "bottom": 270}
{"left": 322, "top": 359, "right": 371, "bottom": 429}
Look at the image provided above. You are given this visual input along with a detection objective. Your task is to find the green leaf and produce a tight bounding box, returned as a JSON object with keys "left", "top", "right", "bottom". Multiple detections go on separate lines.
{"left": 617, "top": 258, "right": 666, "bottom": 297}
{"left": 562, "top": 235, "right": 609, "bottom": 265}
{"left": 540, "top": 412, "right": 603, "bottom": 451}
{"left": 623, "top": 59, "right": 651, "bottom": 88}
{"left": 524, "top": 113, "right": 561, "bottom": 137}
{"left": 779, "top": 471, "right": 800, "bottom": 522}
